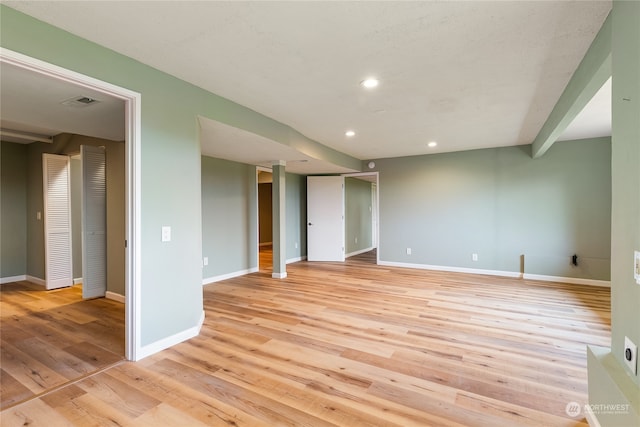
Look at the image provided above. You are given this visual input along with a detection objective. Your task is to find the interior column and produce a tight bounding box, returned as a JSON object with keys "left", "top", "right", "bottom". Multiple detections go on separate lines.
{"left": 271, "top": 161, "right": 287, "bottom": 279}
{"left": 587, "top": 2, "right": 640, "bottom": 426}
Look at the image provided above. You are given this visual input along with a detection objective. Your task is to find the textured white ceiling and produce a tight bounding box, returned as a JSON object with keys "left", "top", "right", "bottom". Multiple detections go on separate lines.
{"left": 3, "top": 1, "right": 611, "bottom": 165}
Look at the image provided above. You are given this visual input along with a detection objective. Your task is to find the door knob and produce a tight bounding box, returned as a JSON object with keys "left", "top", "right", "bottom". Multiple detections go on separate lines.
{"left": 308, "top": 222, "right": 313, "bottom": 226}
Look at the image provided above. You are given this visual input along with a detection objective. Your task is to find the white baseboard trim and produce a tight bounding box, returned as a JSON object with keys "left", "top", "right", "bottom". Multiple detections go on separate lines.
{"left": 259, "top": 242, "right": 273, "bottom": 247}
{"left": 26, "top": 275, "right": 46, "bottom": 286}
{"left": 378, "top": 260, "right": 522, "bottom": 278}
{"left": 584, "top": 404, "right": 602, "bottom": 427}
{"left": 0, "top": 275, "right": 26, "bottom": 284}
{"left": 105, "top": 291, "right": 125, "bottom": 303}
{"left": 346, "top": 247, "right": 375, "bottom": 258}
{"left": 202, "top": 267, "right": 259, "bottom": 285}
{"left": 136, "top": 310, "right": 205, "bottom": 361}
{"left": 73, "top": 277, "right": 83, "bottom": 285}
{"left": 286, "top": 255, "right": 307, "bottom": 264}
{"left": 523, "top": 273, "right": 611, "bottom": 287}
{"left": 272, "top": 272, "right": 288, "bottom": 279}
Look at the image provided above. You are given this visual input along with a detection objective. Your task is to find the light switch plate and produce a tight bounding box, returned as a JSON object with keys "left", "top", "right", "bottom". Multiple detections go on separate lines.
{"left": 634, "top": 251, "right": 640, "bottom": 285}
{"left": 161, "top": 226, "right": 171, "bottom": 242}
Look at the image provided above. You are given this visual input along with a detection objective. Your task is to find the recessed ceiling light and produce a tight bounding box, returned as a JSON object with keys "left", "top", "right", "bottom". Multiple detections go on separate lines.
{"left": 428, "top": 141, "right": 438, "bottom": 148}
{"left": 360, "top": 78, "right": 379, "bottom": 89}
{"left": 345, "top": 130, "right": 356, "bottom": 137}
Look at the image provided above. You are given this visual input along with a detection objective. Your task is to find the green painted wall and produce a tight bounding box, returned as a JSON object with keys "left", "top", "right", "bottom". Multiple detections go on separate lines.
{"left": 25, "top": 142, "right": 44, "bottom": 280}
{"left": 201, "top": 156, "right": 257, "bottom": 279}
{"left": 286, "top": 172, "right": 307, "bottom": 261}
{"left": 0, "top": 5, "right": 357, "bottom": 346}
{"left": 345, "top": 178, "right": 373, "bottom": 255}
{"left": 0, "top": 141, "right": 28, "bottom": 278}
{"left": 373, "top": 138, "right": 611, "bottom": 280}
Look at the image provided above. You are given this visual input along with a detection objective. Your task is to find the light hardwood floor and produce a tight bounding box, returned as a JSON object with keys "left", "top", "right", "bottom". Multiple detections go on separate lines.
{"left": 1, "top": 251, "right": 610, "bottom": 426}
{"left": 0, "top": 281, "right": 125, "bottom": 410}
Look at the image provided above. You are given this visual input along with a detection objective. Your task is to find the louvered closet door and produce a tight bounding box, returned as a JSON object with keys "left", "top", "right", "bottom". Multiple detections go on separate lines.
{"left": 43, "top": 154, "right": 73, "bottom": 290}
{"left": 81, "top": 145, "right": 107, "bottom": 299}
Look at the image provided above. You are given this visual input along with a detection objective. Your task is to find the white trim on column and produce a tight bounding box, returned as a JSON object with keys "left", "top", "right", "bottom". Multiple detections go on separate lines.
{"left": 0, "top": 48, "right": 143, "bottom": 361}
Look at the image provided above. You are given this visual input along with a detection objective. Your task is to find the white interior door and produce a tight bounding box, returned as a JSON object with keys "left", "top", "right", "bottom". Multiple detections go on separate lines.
{"left": 81, "top": 145, "right": 107, "bottom": 299}
{"left": 307, "top": 176, "right": 345, "bottom": 261}
{"left": 43, "top": 154, "right": 73, "bottom": 290}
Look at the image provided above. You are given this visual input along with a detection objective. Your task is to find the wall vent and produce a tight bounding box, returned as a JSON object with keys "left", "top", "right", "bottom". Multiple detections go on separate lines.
{"left": 61, "top": 96, "right": 100, "bottom": 108}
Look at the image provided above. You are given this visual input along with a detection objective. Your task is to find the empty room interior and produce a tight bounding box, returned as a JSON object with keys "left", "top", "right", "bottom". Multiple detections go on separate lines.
{"left": 0, "top": 2, "right": 638, "bottom": 427}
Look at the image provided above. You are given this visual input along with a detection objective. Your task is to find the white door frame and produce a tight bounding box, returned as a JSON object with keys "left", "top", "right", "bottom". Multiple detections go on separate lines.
{"left": 342, "top": 172, "right": 380, "bottom": 265}
{"left": 1, "top": 48, "right": 142, "bottom": 361}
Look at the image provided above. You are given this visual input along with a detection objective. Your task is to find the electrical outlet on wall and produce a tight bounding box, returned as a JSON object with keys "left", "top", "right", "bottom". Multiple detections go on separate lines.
{"left": 634, "top": 251, "right": 640, "bottom": 285}
{"left": 161, "top": 226, "right": 171, "bottom": 242}
{"left": 406, "top": 248, "right": 412, "bottom": 255}
{"left": 624, "top": 336, "right": 637, "bottom": 375}
{"left": 203, "top": 257, "right": 208, "bottom": 266}
{"left": 472, "top": 253, "right": 478, "bottom": 262}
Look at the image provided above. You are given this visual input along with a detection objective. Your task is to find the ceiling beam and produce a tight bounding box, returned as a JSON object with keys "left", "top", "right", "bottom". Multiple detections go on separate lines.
{"left": 531, "top": 12, "right": 612, "bottom": 159}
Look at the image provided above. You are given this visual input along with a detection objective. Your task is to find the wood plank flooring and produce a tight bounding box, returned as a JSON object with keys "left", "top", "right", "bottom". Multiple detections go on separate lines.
{"left": 0, "top": 281, "right": 125, "bottom": 410}
{"left": 1, "top": 251, "right": 610, "bottom": 426}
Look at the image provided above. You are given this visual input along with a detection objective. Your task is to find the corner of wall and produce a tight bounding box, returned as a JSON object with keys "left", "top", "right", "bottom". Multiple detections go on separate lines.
{"left": 587, "top": 346, "right": 640, "bottom": 426}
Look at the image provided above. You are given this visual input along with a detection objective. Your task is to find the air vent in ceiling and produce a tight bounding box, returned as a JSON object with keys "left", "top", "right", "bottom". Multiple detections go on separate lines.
{"left": 61, "top": 96, "right": 101, "bottom": 108}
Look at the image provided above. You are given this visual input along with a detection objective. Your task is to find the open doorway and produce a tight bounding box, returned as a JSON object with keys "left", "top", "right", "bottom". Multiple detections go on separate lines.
{"left": 0, "top": 49, "right": 143, "bottom": 390}
{"left": 305, "top": 172, "right": 379, "bottom": 265}
{"left": 257, "top": 168, "right": 273, "bottom": 272}
{"left": 0, "top": 138, "right": 125, "bottom": 409}
{"left": 344, "top": 172, "right": 379, "bottom": 265}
